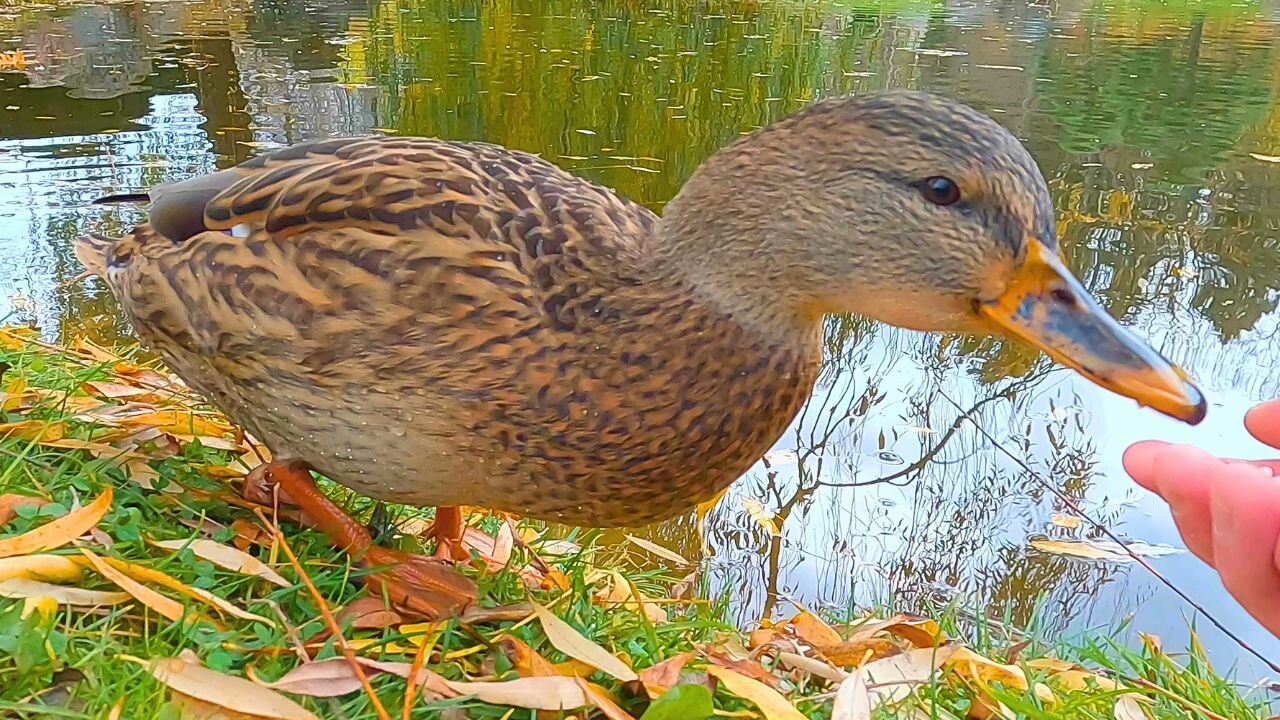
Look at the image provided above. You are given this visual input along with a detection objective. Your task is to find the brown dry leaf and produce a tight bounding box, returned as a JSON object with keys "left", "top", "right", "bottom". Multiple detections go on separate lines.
{"left": 0, "top": 578, "right": 130, "bottom": 606}
{"left": 597, "top": 569, "right": 666, "bottom": 623}
{"left": 861, "top": 646, "right": 956, "bottom": 706}
{"left": 637, "top": 651, "right": 696, "bottom": 696}
{"left": 704, "top": 649, "right": 783, "bottom": 689}
{"left": 531, "top": 601, "right": 638, "bottom": 682}
{"left": 0, "top": 493, "right": 49, "bottom": 526}
{"left": 575, "top": 678, "right": 636, "bottom": 720}
{"left": 500, "top": 635, "right": 561, "bottom": 677}
{"left": 142, "top": 655, "right": 319, "bottom": 720}
{"left": 789, "top": 611, "right": 843, "bottom": 648}
{"left": 171, "top": 691, "right": 271, "bottom": 719}
{"left": 820, "top": 637, "right": 901, "bottom": 667}
{"left": 256, "top": 657, "right": 454, "bottom": 699}
{"left": 967, "top": 689, "right": 1015, "bottom": 720}
{"left": 832, "top": 670, "right": 872, "bottom": 720}
{"left": 882, "top": 617, "right": 945, "bottom": 648}
{"left": 79, "top": 549, "right": 187, "bottom": 622}
{"left": 0, "top": 487, "right": 112, "bottom": 558}
{"left": 443, "top": 676, "right": 590, "bottom": 710}
{"left": 706, "top": 665, "right": 806, "bottom": 720}
{"left": 83, "top": 380, "right": 161, "bottom": 403}
{"left": 944, "top": 647, "right": 1028, "bottom": 690}
{"left": 624, "top": 535, "right": 690, "bottom": 566}
{"left": 336, "top": 596, "right": 402, "bottom": 630}
{"left": 0, "top": 554, "right": 84, "bottom": 582}
{"left": 151, "top": 538, "right": 290, "bottom": 587}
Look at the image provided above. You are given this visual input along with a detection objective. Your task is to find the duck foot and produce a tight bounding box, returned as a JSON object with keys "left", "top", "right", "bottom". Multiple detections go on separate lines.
{"left": 423, "top": 506, "right": 471, "bottom": 562}
{"left": 243, "top": 460, "right": 477, "bottom": 619}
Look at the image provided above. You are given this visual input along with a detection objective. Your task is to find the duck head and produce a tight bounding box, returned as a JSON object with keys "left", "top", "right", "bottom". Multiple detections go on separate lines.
{"left": 657, "top": 90, "right": 1206, "bottom": 424}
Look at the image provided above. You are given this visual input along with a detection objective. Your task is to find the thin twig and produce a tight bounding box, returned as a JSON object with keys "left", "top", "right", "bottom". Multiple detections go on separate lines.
{"left": 938, "top": 389, "right": 1280, "bottom": 675}
{"left": 254, "top": 508, "right": 391, "bottom": 720}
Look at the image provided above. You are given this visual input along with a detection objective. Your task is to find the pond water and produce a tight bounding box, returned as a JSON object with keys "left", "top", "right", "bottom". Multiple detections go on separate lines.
{"left": 2, "top": 0, "right": 1279, "bottom": 683}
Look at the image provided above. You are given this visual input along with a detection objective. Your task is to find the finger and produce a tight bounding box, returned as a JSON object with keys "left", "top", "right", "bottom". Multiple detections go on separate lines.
{"left": 1122, "top": 440, "right": 1171, "bottom": 495}
{"left": 1208, "top": 462, "right": 1280, "bottom": 637}
{"left": 1221, "top": 457, "right": 1280, "bottom": 475}
{"left": 1150, "top": 444, "right": 1222, "bottom": 566}
{"left": 1244, "top": 398, "right": 1280, "bottom": 450}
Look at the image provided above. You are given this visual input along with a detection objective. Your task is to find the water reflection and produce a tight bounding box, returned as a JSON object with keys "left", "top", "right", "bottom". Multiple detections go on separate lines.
{"left": 0, "top": 0, "right": 1278, "bottom": 679}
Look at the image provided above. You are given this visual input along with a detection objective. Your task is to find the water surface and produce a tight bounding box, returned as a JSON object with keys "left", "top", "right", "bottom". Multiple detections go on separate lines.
{"left": 1, "top": 0, "right": 1279, "bottom": 682}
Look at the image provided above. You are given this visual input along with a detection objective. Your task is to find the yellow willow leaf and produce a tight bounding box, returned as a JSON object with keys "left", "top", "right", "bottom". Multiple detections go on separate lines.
{"left": 706, "top": 665, "right": 806, "bottom": 720}
{"left": 79, "top": 549, "right": 186, "bottom": 622}
{"left": 0, "top": 578, "right": 130, "bottom": 606}
{"left": 444, "top": 676, "right": 591, "bottom": 710}
{"left": 0, "top": 487, "right": 113, "bottom": 558}
{"left": 862, "top": 646, "right": 956, "bottom": 706}
{"left": 151, "top": 538, "right": 290, "bottom": 587}
{"left": 944, "top": 647, "right": 1028, "bottom": 690}
{"left": 0, "top": 554, "right": 84, "bottom": 582}
{"left": 0, "top": 419, "right": 66, "bottom": 442}
{"left": 136, "top": 656, "right": 319, "bottom": 720}
{"left": 624, "top": 534, "right": 690, "bottom": 566}
{"left": 85, "top": 555, "right": 265, "bottom": 625}
{"left": 832, "top": 670, "right": 872, "bottom": 720}
{"left": 596, "top": 569, "right": 666, "bottom": 623}
{"left": 574, "top": 677, "right": 636, "bottom": 720}
{"left": 531, "top": 601, "right": 638, "bottom": 682}
{"left": 740, "top": 498, "right": 780, "bottom": 536}
{"left": 121, "top": 410, "right": 232, "bottom": 437}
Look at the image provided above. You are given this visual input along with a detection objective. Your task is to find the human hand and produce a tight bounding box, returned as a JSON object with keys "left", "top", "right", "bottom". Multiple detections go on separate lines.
{"left": 1122, "top": 399, "right": 1280, "bottom": 637}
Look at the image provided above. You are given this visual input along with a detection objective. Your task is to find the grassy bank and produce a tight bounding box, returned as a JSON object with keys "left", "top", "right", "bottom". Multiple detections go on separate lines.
{"left": 0, "top": 326, "right": 1272, "bottom": 719}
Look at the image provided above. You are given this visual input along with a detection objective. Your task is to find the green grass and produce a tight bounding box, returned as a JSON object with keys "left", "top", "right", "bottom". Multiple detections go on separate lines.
{"left": 0, "top": 328, "right": 1273, "bottom": 720}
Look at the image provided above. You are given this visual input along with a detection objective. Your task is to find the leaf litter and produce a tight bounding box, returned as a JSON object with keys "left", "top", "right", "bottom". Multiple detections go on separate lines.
{"left": 0, "top": 328, "right": 1268, "bottom": 720}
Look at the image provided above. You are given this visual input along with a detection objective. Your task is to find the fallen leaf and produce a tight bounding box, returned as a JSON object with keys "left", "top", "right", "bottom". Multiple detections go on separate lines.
{"left": 0, "top": 419, "right": 66, "bottom": 443}
{"left": 706, "top": 665, "right": 806, "bottom": 720}
{"left": 79, "top": 549, "right": 186, "bottom": 622}
{"left": 0, "top": 493, "right": 48, "bottom": 526}
{"left": 741, "top": 498, "right": 780, "bottom": 536}
{"left": 1250, "top": 152, "right": 1280, "bottom": 163}
{"left": 444, "top": 676, "right": 591, "bottom": 709}
{"left": 945, "top": 647, "right": 1028, "bottom": 690}
{"left": 500, "top": 635, "right": 561, "bottom": 677}
{"left": 638, "top": 684, "right": 714, "bottom": 720}
{"left": 336, "top": 596, "right": 402, "bottom": 630}
{"left": 625, "top": 535, "right": 690, "bottom": 566}
{"left": 118, "top": 410, "right": 232, "bottom": 438}
{"left": 1029, "top": 538, "right": 1182, "bottom": 562}
{"left": 832, "top": 670, "right": 872, "bottom": 720}
{"left": 776, "top": 651, "right": 845, "bottom": 684}
{"left": 638, "top": 651, "right": 696, "bottom": 696}
{"left": 0, "top": 578, "right": 130, "bottom": 606}
{"left": 861, "top": 646, "right": 956, "bottom": 706}
{"left": 532, "top": 601, "right": 638, "bottom": 682}
{"left": 789, "top": 611, "right": 843, "bottom": 648}
{"left": 141, "top": 655, "right": 319, "bottom": 720}
{"left": 256, "top": 657, "right": 454, "bottom": 699}
{"left": 88, "top": 554, "right": 267, "bottom": 624}
{"left": 1114, "top": 694, "right": 1147, "bottom": 720}
{"left": 0, "top": 487, "right": 112, "bottom": 558}
{"left": 0, "top": 554, "right": 84, "bottom": 582}
{"left": 882, "top": 617, "right": 945, "bottom": 648}
{"left": 576, "top": 678, "right": 636, "bottom": 720}
{"left": 819, "top": 637, "right": 900, "bottom": 667}
{"left": 152, "top": 538, "right": 290, "bottom": 587}
{"left": 597, "top": 569, "right": 666, "bottom": 623}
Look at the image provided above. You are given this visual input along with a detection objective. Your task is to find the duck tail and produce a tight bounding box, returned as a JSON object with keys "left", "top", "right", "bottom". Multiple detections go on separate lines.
{"left": 73, "top": 232, "right": 116, "bottom": 278}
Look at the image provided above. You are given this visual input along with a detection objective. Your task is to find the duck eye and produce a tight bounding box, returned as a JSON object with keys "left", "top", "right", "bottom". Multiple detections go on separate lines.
{"left": 919, "top": 176, "right": 961, "bottom": 206}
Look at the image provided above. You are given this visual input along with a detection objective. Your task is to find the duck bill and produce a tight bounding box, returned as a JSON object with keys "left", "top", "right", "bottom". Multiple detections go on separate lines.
{"left": 978, "top": 240, "right": 1207, "bottom": 425}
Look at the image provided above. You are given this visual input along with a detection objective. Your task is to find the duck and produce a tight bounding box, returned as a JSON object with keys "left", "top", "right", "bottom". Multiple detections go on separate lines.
{"left": 76, "top": 90, "right": 1206, "bottom": 616}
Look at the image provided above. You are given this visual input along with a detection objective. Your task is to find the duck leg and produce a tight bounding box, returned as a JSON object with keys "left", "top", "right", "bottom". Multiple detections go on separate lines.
{"left": 423, "top": 506, "right": 471, "bottom": 562}
{"left": 243, "top": 460, "right": 476, "bottom": 618}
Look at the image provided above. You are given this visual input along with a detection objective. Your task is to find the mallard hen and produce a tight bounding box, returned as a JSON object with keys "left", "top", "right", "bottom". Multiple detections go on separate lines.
{"left": 77, "top": 90, "right": 1205, "bottom": 615}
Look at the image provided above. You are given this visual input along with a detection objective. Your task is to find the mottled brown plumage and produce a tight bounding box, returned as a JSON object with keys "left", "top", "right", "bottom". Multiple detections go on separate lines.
{"left": 78, "top": 90, "right": 1204, "bottom": 535}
